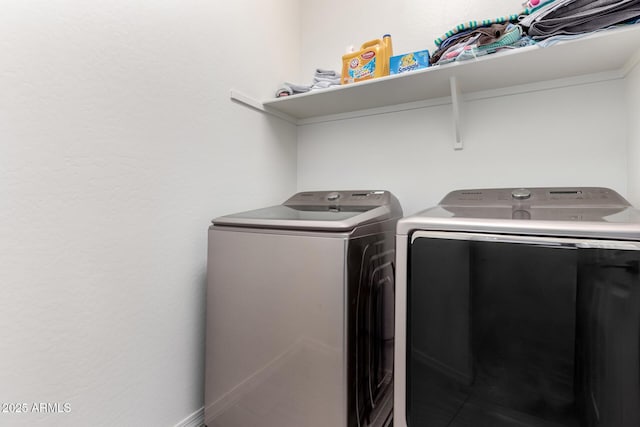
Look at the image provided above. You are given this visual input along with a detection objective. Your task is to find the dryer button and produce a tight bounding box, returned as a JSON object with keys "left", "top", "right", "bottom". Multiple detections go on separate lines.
{"left": 327, "top": 192, "right": 341, "bottom": 202}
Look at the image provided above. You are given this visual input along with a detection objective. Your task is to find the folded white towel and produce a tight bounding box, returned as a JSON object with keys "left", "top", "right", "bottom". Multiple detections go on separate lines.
{"left": 275, "top": 69, "right": 341, "bottom": 97}
{"left": 315, "top": 68, "right": 339, "bottom": 78}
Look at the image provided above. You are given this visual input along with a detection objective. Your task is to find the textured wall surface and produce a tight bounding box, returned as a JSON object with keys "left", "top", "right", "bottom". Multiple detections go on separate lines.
{"left": 0, "top": 2, "right": 298, "bottom": 426}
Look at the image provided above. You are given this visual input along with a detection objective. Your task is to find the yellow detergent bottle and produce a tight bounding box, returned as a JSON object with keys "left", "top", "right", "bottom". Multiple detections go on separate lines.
{"left": 341, "top": 34, "right": 393, "bottom": 85}
{"left": 382, "top": 34, "right": 393, "bottom": 75}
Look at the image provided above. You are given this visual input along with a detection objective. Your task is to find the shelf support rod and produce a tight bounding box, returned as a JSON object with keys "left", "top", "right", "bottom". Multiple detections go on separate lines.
{"left": 449, "top": 76, "right": 463, "bottom": 150}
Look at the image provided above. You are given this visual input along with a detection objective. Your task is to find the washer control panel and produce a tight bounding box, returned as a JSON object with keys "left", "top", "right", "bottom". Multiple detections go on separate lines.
{"left": 284, "top": 190, "right": 389, "bottom": 207}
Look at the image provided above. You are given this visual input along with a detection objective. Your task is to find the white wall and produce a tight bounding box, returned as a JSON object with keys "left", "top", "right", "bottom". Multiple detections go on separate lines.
{"left": 298, "top": 81, "right": 628, "bottom": 215}
{"left": 627, "top": 58, "right": 640, "bottom": 207}
{"left": 297, "top": 0, "right": 630, "bottom": 215}
{"left": 0, "top": 2, "right": 298, "bottom": 426}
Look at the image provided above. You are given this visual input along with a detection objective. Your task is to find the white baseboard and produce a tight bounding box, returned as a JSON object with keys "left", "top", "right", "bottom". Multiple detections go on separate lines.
{"left": 174, "top": 407, "right": 204, "bottom": 427}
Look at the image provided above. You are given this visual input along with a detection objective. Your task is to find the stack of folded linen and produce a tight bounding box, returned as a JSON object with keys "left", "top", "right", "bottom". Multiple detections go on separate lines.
{"left": 430, "top": 0, "right": 640, "bottom": 66}
{"left": 433, "top": 14, "right": 522, "bottom": 49}
{"left": 431, "top": 22, "right": 533, "bottom": 66}
{"left": 519, "top": 0, "right": 640, "bottom": 40}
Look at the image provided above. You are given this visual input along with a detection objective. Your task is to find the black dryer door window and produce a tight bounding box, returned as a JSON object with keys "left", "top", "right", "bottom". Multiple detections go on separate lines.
{"left": 407, "top": 232, "right": 640, "bottom": 427}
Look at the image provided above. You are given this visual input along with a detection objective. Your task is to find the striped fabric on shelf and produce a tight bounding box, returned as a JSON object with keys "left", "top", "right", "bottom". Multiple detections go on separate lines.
{"left": 434, "top": 14, "right": 521, "bottom": 46}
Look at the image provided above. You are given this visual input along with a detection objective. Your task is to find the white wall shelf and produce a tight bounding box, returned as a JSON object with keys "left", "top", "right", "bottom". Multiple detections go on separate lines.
{"left": 254, "top": 24, "right": 640, "bottom": 125}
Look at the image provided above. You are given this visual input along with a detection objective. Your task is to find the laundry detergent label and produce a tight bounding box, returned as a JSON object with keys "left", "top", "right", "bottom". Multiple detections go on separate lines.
{"left": 348, "top": 51, "right": 376, "bottom": 81}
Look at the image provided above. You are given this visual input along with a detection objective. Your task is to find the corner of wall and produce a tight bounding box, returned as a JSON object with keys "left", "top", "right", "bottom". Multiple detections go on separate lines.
{"left": 625, "top": 52, "right": 640, "bottom": 207}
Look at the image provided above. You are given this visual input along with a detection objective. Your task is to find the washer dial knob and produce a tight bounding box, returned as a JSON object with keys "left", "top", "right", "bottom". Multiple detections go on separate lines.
{"left": 512, "top": 188, "right": 532, "bottom": 200}
{"left": 326, "top": 192, "right": 341, "bottom": 202}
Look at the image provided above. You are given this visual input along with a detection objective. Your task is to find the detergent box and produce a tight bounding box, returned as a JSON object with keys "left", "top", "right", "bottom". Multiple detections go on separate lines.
{"left": 389, "top": 49, "right": 430, "bottom": 75}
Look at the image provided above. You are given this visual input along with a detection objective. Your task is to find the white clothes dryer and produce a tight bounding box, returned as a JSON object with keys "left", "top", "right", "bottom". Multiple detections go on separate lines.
{"left": 395, "top": 187, "right": 640, "bottom": 427}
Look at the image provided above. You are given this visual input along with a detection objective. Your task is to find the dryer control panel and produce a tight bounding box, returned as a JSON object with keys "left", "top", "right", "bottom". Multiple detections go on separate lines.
{"left": 440, "top": 187, "right": 631, "bottom": 208}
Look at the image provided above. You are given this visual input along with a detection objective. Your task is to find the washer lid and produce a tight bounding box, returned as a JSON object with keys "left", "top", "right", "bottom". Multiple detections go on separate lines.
{"left": 398, "top": 187, "right": 640, "bottom": 240}
{"left": 212, "top": 190, "right": 402, "bottom": 231}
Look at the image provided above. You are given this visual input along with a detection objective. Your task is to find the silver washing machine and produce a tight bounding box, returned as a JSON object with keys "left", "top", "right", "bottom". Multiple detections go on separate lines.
{"left": 394, "top": 187, "right": 640, "bottom": 427}
{"left": 204, "top": 190, "right": 402, "bottom": 427}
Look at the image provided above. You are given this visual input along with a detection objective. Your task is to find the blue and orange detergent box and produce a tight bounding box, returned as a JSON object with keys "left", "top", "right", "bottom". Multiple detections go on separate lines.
{"left": 389, "top": 50, "right": 430, "bottom": 75}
